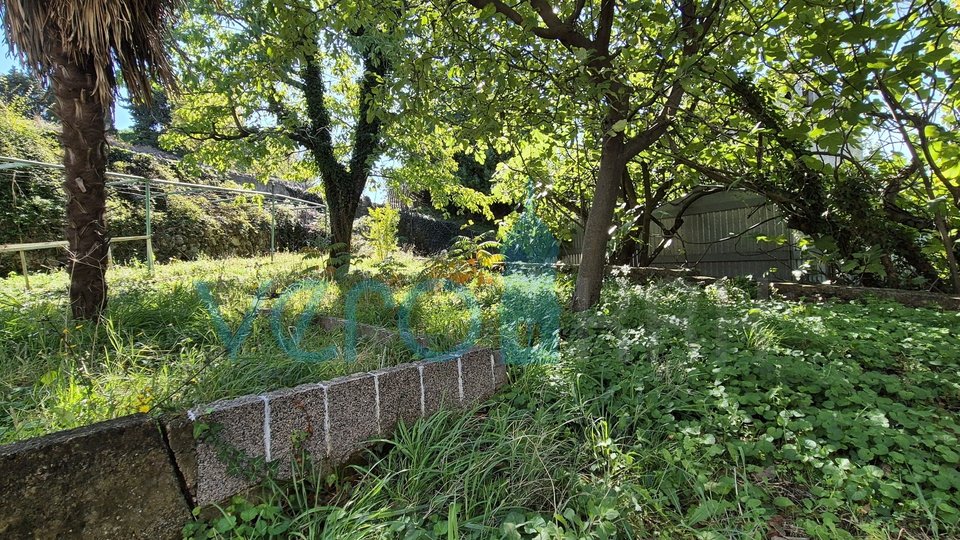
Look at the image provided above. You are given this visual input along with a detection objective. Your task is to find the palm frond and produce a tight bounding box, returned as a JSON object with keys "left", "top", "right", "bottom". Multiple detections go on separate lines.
{"left": 0, "top": 0, "right": 182, "bottom": 105}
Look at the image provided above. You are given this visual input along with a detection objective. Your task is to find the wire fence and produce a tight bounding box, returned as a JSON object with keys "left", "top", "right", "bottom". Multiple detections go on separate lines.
{"left": 0, "top": 155, "right": 328, "bottom": 288}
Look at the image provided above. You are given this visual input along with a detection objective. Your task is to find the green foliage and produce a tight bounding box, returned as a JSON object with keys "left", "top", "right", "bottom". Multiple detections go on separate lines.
{"left": 502, "top": 195, "right": 558, "bottom": 267}
{"left": 560, "top": 279, "right": 960, "bottom": 536}
{"left": 500, "top": 273, "right": 559, "bottom": 365}
{"left": 0, "top": 68, "right": 55, "bottom": 122}
{"left": 656, "top": 1, "right": 960, "bottom": 290}
{"left": 126, "top": 88, "right": 173, "bottom": 148}
{"left": 0, "top": 107, "right": 324, "bottom": 274}
{"left": 166, "top": 0, "right": 403, "bottom": 182}
{"left": 189, "top": 278, "right": 960, "bottom": 538}
{"left": 423, "top": 231, "right": 504, "bottom": 286}
{"left": 184, "top": 496, "right": 294, "bottom": 538}
{"left": 0, "top": 101, "right": 66, "bottom": 268}
{"left": 363, "top": 204, "right": 400, "bottom": 262}
{"left": 0, "top": 254, "right": 418, "bottom": 444}
{"left": 378, "top": 0, "right": 960, "bottom": 291}
{"left": 0, "top": 99, "right": 60, "bottom": 161}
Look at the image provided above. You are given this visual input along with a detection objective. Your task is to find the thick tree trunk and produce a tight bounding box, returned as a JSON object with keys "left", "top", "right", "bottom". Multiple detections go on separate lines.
{"left": 572, "top": 128, "right": 626, "bottom": 311}
{"left": 300, "top": 40, "right": 385, "bottom": 279}
{"left": 51, "top": 47, "right": 109, "bottom": 319}
{"left": 324, "top": 174, "right": 362, "bottom": 276}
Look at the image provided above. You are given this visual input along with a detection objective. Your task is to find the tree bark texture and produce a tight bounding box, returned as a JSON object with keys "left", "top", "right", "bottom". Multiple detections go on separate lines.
{"left": 572, "top": 123, "right": 627, "bottom": 311}
{"left": 51, "top": 45, "right": 110, "bottom": 319}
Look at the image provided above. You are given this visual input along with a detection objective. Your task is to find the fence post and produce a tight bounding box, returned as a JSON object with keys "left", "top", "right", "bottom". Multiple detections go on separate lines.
{"left": 144, "top": 179, "right": 155, "bottom": 274}
{"left": 18, "top": 250, "right": 29, "bottom": 290}
{"left": 270, "top": 183, "right": 276, "bottom": 261}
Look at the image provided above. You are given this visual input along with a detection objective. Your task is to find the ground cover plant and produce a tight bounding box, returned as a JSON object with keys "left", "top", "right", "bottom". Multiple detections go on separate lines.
{"left": 0, "top": 252, "right": 495, "bottom": 443}
{"left": 186, "top": 278, "right": 960, "bottom": 539}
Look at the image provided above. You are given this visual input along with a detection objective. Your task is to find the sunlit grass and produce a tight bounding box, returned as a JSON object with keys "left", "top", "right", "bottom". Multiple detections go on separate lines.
{"left": 0, "top": 253, "right": 491, "bottom": 444}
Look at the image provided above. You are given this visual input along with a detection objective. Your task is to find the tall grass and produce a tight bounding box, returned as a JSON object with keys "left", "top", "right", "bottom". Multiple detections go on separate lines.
{"left": 0, "top": 254, "right": 464, "bottom": 443}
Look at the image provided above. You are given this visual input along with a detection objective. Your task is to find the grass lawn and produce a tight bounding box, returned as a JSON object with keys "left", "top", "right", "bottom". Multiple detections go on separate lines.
{"left": 186, "top": 277, "right": 960, "bottom": 540}
{"left": 0, "top": 253, "right": 487, "bottom": 444}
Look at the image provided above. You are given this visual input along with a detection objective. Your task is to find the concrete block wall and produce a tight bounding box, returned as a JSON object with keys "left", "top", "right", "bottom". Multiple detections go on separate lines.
{"left": 170, "top": 348, "right": 505, "bottom": 506}
{"left": 0, "top": 414, "right": 191, "bottom": 539}
{"left": 0, "top": 347, "right": 507, "bottom": 539}
{"left": 769, "top": 282, "right": 960, "bottom": 310}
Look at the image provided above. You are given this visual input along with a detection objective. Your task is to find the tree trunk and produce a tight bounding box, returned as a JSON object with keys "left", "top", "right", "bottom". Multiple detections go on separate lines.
{"left": 323, "top": 172, "right": 362, "bottom": 276}
{"left": 611, "top": 162, "right": 663, "bottom": 267}
{"left": 572, "top": 126, "right": 626, "bottom": 311}
{"left": 609, "top": 165, "right": 637, "bottom": 266}
{"left": 930, "top": 203, "right": 960, "bottom": 293}
{"left": 300, "top": 40, "right": 385, "bottom": 279}
{"left": 51, "top": 47, "right": 109, "bottom": 319}
{"left": 636, "top": 165, "right": 656, "bottom": 266}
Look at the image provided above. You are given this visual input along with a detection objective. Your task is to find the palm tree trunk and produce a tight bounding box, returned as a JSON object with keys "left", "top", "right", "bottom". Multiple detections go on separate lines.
{"left": 51, "top": 45, "right": 109, "bottom": 319}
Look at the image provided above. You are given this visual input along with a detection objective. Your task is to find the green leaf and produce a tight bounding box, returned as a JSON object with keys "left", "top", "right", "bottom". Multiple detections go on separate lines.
{"left": 214, "top": 516, "right": 236, "bottom": 533}
{"left": 686, "top": 501, "right": 725, "bottom": 526}
{"left": 817, "top": 132, "right": 845, "bottom": 150}
{"left": 774, "top": 496, "right": 794, "bottom": 508}
{"left": 841, "top": 24, "right": 874, "bottom": 43}
{"left": 39, "top": 370, "right": 58, "bottom": 385}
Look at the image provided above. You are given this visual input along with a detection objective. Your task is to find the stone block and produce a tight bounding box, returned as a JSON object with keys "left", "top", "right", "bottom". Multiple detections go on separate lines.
{"left": 459, "top": 348, "right": 497, "bottom": 405}
{"left": 0, "top": 414, "right": 190, "bottom": 539}
{"left": 375, "top": 364, "right": 423, "bottom": 433}
{"left": 420, "top": 359, "right": 461, "bottom": 415}
{"left": 324, "top": 374, "right": 379, "bottom": 463}
{"left": 263, "top": 383, "right": 327, "bottom": 478}
{"left": 161, "top": 413, "right": 198, "bottom": 504}
{"left": 318, "top": 316, "right": 346, "bottom": 333}
{"left": 190, "top": 395, "right": 266, "bottom": 505}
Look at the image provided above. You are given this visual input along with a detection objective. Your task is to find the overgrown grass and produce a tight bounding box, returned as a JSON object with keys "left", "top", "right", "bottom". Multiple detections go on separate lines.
{"left": 6, "top": 254, "right": 957, "bottom": 538}
{"left": 187, "top": 278, "right": 960, "bottom": 539}
{"left": 0, "top": 253, "right": 495, "bottom": 444}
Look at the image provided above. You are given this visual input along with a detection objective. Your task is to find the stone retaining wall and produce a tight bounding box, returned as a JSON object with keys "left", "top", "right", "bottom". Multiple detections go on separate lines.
{"left": 0, "top": 348, "right": 506, "bottom": 539}
{"left": 552, "top": 263, "right": 718, "bottom": 285}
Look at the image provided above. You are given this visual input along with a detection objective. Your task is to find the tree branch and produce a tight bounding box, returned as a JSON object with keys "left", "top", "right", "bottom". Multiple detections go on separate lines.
{"left": 467, "top": 0, "right": 595, "bottom": 50}
{"left": 623, "top": 0, "right": 719, "bottom": 158}
{"left": 594, "top": 0, "right": 616, "bottom": 53}
{"left": 300, "top": 47, "right": 348, "bottom": 180}
{"left": 347, "top": 45, "right": 390, "bottom": 199}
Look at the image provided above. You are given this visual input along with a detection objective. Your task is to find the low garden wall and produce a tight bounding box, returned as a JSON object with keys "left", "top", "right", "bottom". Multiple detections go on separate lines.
{"left": 559, "top": 263, "right": 960, "bottom": 311}
{"left": 0, "top": 348, "right": 507, "bottom": 539}
{"left": 767, "top": 281, "right": 960, "bottom": 311}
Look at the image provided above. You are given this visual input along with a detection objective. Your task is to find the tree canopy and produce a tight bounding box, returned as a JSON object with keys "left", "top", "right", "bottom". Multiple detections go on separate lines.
{"left": 7, "top": 0, "right": 958, "bottom": 304}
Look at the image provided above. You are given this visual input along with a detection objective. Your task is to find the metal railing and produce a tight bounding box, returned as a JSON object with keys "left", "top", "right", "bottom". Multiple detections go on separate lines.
{"left": 0, "top": 236, "right": 151, "bottom": 290}
{"left": 0, "top": 155, "right": 327, "bottom": 289}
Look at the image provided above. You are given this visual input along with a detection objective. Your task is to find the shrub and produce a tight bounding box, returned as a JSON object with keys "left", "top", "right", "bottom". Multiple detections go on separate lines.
{"left": 364, "top": 203, "right": 400, "bottom": 262}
